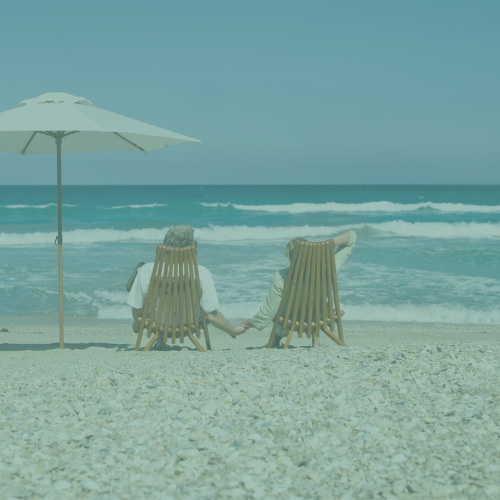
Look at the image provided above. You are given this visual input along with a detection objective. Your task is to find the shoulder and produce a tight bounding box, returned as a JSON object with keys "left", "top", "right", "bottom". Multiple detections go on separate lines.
{"left": 140, "top": 262, "right": 154, "bottom": 273}
{"left": 138, "top": 263, "right": 154, "bottom": 277}
{"left": 197, "top": 265, "right": 214, "bottom": 280}
{"left": 136, "top": 263, "right": 154, "bottom": 287}
{"left": 276, "top": 268, "right": 289, "bottom": 284}
{"left": 277, "top": 268, "right": 289, "bottom": 280}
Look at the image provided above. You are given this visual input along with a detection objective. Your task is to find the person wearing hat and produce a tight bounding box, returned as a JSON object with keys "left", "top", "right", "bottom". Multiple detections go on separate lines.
{"left": 127, "top": 225, "right": 244, "bottom": 346}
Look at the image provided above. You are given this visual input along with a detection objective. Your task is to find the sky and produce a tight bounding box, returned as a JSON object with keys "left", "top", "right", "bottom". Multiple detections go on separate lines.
{"left": 0, "top": 0, "right": 498, "bottom": 185}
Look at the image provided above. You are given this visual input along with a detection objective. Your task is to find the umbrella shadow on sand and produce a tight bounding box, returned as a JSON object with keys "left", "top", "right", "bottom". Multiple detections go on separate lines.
{"left": 244, "top": 345, "right": 311, "bottom": 350}
{"left": 0, "top": 342, "right": 135, "bottom": 352}
{"left": 0, "top": 342, "right": 201, "bottom": 352}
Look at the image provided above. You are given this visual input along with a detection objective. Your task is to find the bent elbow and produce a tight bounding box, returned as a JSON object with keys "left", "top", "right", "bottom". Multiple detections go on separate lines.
{"left": 206, "top": 310, "right": 217, "bottom": 323}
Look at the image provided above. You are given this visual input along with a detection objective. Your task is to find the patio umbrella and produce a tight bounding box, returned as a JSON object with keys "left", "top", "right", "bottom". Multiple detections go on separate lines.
{"left": 0, "top": 92, "right": 200, "bottom": 348}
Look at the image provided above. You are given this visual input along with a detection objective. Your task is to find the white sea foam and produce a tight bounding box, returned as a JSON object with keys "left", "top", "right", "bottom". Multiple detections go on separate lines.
{"left": 217, "top": 301, "right": 500, "bottom": 324}
{"left": 370, "top": 220, "right": 500, "bottom": 239}
{"left": 108, "top": 204, "right": 168, "bottom": 209}
{"left": 1, "top": 221, "right": 499, "bottom": 246}
{"left": 91, "top": 293, "right": 500, "bottom": 325}
{"left": 97, "top": 304, "right": 131, "bottom": 319}
{"left": 0, "top": 228, "right": 161, "bottom": 246}
{"left": 26, "top": 285, "right": 500, "bottom": 324}
{"left": 200, "top": 201, "right": 500, "bottom": 214}
{"left": 1, "top": 203, "right": 78, "bottom": 209}
{"left": 342, "top": 303, "right": 500, "bottom": 325}
{"left": 81, "top": 290, "right": 132, "bottom": 320}
{"left": 94, "top": 290, "right": 129, "bottom": 303}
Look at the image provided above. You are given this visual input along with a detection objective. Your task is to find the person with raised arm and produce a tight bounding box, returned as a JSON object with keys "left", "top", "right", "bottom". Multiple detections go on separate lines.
{"left": 237, "top": 230, "right": 357, "bottom": 348}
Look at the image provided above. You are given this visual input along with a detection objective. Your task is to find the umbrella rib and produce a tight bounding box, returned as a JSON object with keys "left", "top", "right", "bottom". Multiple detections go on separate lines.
{"left": 113, "top": 132, "right": 146, "bottom": 152}
{"left": 21, "top": 132, "right": 37, "bottom": 154}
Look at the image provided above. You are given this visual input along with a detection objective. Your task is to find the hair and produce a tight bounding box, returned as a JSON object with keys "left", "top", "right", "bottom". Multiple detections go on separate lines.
{"left": 163, "top": 225, "right": 197, "bottom": 248}
{"left": 285, "top": 237, "right": 307, "bottom": 260}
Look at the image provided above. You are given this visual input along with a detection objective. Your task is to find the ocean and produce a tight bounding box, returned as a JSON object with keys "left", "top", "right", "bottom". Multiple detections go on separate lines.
{"left": 1, "top": 185, "right": 499, "bottom": 326}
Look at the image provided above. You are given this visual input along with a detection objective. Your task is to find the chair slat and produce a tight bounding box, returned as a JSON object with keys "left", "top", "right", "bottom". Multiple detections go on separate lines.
{"left": 162, "top": 248, "right": 175, "bottom": 343}
{"left": 170, "top": 249, "right": 179, "bottom": 345}
{"left": 192, "top": 246, "right": 211, "bottom": 350}
{"left": 146, "top": 246, "right": 166, "bottom": 339}
{"left": 284, "top": 243, "right": 308, "bottom": 349}
{"left": 298, "top": 243, "right": 312, "bottom": 338}
{"left": 154, "top": 246, "right": 170, "bottom": 339}
{"left": 183, "top": 249, "right": 194, "bottom": 339}
{"left": 314, "top": 242, "right": 321, "bottom": 337}
{"left": 280, "top": 244, "right": 305, "bottom": 343}
{"left": 325, "top": 241, "right": 336, "bottom": 332}
{"left": 187, "top": 246, "right": 201, "bottom": 338}
{"left": 135, "top": 245, "right": 163, "bottom": 350}
{"left": 267, "top": 242, "right": 301, "bottom": 348}
{"left": 178, "top": 249, "right": 185, "bottom": 343}
{"left": 330, "top": 242, "right": 344, "bottom": 342}
{"left": 320, "top": 242, "right": 329, "bottom": 332}
{"left": 306, "top": 244, "right": 318, "bottom": 339}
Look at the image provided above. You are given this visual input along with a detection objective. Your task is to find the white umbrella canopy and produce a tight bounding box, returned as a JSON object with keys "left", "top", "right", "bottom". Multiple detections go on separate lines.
{"left": 0, "top": 92, "right": 200, "bottom": 154}
{"left": 0, "top": 92, "right": 200, "bottom": 348}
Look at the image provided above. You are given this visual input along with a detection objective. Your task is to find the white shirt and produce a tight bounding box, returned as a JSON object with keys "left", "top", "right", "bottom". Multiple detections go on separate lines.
{"left": 127, "top": 262, "right": 220, "bottom": 313}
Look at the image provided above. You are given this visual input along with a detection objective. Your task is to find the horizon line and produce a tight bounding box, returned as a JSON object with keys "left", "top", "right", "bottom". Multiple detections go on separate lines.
{"left": 2, "top": 183, "right": 500, "bottom": 187}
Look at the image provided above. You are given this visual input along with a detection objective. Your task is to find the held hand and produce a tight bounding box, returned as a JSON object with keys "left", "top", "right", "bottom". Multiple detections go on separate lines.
{"left": 232, "top": 325, "right": 247, "bottom": 337}
{"left": 237, "top": 319, "right": 253, "bottom": 331}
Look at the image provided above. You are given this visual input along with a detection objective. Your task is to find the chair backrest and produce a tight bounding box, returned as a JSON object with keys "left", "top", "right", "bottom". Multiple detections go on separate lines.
{"left": 137, "top": 244, "right": 210, "bottom": 347}
{"left": 271, "top": 239, "right": 344, "bottom": 342}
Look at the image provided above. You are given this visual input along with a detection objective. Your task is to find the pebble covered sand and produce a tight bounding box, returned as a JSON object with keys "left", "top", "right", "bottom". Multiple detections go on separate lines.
{"left": 1, "top": 323, "right": 500, "bottom": 499}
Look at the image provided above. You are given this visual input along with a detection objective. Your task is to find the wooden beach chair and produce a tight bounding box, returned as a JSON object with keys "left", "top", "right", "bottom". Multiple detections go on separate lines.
{"left": 267, "top": 240, "right": 346, "bottom": 349}
{"left": 134, "top": 244, "right": 211, "bottom": 352}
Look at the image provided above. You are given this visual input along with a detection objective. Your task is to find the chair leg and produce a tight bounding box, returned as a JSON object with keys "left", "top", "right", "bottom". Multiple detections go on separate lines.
{"left": 202, "top": 328, "right": 211, "bottom": 351}
{"left": 283, "top": 329, "right": 294, "bottom": 349}
{"left": 187, "top": 330, "right": 206, "bottom": 352}
{"left": 312, "top": 331, "right": 320, "bottom": 348}
{"left": 321, "top": 326, "right": 346, "bottom": 347}
{"left": 143, "top": 332, "right": 159, "bottom": 352}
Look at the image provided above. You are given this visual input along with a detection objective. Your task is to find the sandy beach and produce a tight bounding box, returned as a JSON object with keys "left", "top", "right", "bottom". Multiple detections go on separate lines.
{"left": 1, "top": 320, "right": 499, "bottom": 499}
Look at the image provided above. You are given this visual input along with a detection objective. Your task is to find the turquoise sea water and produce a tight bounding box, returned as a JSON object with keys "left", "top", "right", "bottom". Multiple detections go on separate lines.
{"left": 1, "top": 185, "right": 499, "bottom": 325}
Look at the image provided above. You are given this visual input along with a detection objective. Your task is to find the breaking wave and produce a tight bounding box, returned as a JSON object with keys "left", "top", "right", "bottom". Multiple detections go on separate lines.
{"left": 200, "top": 201, "right": 500, "bottom": 214}
{"left": 1, "top": 221, "right": 498, "bottom": 246}
{"left": 108, "top": 204, "right": 168, "bottom": 209}
{"left": 342, "top": 303, "right": 500, "bottom": 325}
{"left": 368, "top": 221, "right": 500, "bottom": 239}
{"left": 197, "top": 301, "right": 500, "bottom": 324}
{"left": 91, "top": 295, "right": 500, "bottom": 325}
{"left": 1, "top": 203, "right": 78, "bottom": 209}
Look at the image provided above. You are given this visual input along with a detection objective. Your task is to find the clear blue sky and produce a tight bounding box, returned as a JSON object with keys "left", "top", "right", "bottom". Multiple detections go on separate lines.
{"left": 0, "top": 0, "right": 498, "bottom": 184}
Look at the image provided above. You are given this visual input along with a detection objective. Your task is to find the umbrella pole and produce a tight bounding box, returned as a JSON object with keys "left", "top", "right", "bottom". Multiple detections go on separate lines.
{"left": 56, "top": 134, "right": 64, "bottom": 349}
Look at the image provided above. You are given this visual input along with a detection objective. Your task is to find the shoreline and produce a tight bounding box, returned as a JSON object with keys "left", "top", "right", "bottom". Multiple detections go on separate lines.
{"left": 1, "top": 319, "right": 498, "bottom": 350}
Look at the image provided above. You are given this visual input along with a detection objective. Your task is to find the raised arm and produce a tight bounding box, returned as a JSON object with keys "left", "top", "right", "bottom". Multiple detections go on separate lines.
{"left": 332, "top": 231, "right": 351, "bottom": 247}
{"left": 333, "top": 230, "right": 357, "bottom": 273}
